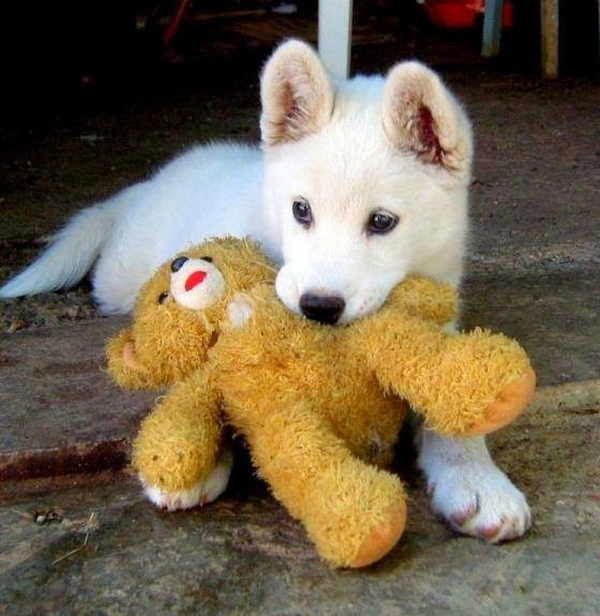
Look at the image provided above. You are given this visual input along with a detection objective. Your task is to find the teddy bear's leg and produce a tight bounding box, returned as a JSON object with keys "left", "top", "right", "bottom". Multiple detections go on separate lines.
{"left": 141, "top": 446, "right": 233, "bottom": 511}
{"left": 132, "top": 372, "right": 227, "bottom": 510}
{"left": 459, "top": 367, "right": 536, "bottom": 436}
{"left": 237, "top": 403, "right": 407, "bottom": 568}
{"left": 358, "top": 312, "right": 535, "bottom": 436}
{"left": 396, "top": 331, "right": 535, "bottom": 436}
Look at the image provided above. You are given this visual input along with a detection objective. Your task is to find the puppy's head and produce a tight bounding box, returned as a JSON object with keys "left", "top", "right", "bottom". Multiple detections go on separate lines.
{"left": 260, "top": 40, "right": 472, "bottom": 324}
{"left": 106, "top": 237, "right": 275, "bottom": 388}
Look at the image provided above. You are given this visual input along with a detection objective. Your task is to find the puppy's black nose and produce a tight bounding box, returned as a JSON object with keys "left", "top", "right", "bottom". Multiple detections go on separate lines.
{"left": 299, "top": 294, "right": 345, "bottom": 325}
{"left": 171, "top": 256, "right": 189, "bottom": 273}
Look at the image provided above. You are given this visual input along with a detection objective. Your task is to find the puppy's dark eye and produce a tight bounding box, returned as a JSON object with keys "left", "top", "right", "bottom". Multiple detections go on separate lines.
{"left": 292, "top": 198, "right": 313, "bottom": 228}
{"left": 158, "top": 292, "right": 169, "bottom": 304}
{"left": 367, "top": 210, "right": 399, "bottom": 235}
{"left": 200, "top": 256, "right": 213, "bottom": 263}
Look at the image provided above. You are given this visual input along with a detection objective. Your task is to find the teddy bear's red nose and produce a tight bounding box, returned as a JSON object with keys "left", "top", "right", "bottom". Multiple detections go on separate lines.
{"left": 185, "top": 270, "right": 207, "bottom": 291}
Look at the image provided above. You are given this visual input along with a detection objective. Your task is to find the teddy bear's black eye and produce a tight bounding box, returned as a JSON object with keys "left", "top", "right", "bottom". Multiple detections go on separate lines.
{"left": 158, "top": 292, "right": 169, "bottom": 304}
{"left": 171, "top": 256, "right": 189, "bottom": 273}
{"left": 201, "top": 256, "right": 213, "bottom": 263}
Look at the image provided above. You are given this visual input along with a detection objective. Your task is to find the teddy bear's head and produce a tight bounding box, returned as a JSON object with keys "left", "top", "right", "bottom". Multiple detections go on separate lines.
{"left": 106, "top": 237, "right": 275, "bottom": 389}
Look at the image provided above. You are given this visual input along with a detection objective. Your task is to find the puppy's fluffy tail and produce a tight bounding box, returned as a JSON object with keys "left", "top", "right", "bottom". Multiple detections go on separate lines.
{"left": 0, "top": 191, "right": 127, "bottom": 299}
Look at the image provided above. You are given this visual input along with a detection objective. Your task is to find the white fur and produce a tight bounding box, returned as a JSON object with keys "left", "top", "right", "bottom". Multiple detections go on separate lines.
{"left": 267, "top": 85, "right": 469, "bottom": 323}
{"left": 418, "top": 431, "right": 532, "bottom": 542}
{"left": 143, "top": 447, "right": 233, "bottom": 511}
{"left": 0, "top": 40, "right": 531, "bottom": 540}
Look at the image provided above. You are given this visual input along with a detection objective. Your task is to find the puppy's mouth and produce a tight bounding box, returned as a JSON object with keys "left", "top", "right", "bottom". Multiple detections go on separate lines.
{"left": 296, "top": 292, "right": 387, "bottom": 326}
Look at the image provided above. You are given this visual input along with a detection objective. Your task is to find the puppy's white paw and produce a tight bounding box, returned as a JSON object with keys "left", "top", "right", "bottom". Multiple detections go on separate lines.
{"left": 141, "top": 447, "right": 234, "bottom": 512}
{"left": 426, "top": 461, "right": 531, "bottom": 542}
{"left": 418, "top": 432, "right": 531, "bottom": 542}
{"left": 226, "top": 293, "right": 254, "bottom": 328}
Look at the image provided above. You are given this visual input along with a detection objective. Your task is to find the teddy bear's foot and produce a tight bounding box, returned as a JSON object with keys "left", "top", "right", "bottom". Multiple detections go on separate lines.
{"left": 141, "top": 447, "right": 233, "bottom": 511}
{"left": 348, "top": 501, "right": 407, "bottom": 568}
{"left": 468, "top": 368, "right": 536, "bottom": 436}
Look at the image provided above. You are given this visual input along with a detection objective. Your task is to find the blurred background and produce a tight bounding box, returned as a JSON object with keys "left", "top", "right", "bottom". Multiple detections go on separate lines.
{"left": 3, "top": 0, "right": 599, "bottom": 135}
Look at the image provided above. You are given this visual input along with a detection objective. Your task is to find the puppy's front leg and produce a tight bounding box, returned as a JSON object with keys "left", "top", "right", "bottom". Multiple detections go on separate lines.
{"left": 417, "top": 429, "right": 531, "bottom": 542}
{"left": 418, "top": 318, "right": 532, "bottom": 542}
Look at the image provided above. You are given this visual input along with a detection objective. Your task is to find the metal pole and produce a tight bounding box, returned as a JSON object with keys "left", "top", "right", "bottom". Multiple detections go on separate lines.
{"left": 318, "top": 0, "right": 354, "bottom": 79}
{"left": 541, "top": 0, "right": 559, "bottom": 78}
{"left": 482, "top": 0, "right": 504, "bottom": 58}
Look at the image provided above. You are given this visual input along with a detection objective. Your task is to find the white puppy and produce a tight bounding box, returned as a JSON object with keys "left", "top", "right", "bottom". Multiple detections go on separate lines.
{"left": 0, "top": 40, "right": 530, "bottom": 542}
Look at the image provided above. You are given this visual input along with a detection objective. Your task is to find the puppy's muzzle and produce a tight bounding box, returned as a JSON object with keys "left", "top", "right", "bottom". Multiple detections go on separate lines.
{"left": 300, "top": 294, "right": 345, "bottom": 325}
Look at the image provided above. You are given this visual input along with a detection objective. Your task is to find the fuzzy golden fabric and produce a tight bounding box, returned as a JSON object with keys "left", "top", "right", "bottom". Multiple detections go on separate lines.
{"left": 106, "top": 236, "right": 535, "bottom": 568}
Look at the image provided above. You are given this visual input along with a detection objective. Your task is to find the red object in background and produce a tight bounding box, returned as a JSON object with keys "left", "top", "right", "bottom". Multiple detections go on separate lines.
{"left": 424, "top": 0, "right": 514, "bottom": 30}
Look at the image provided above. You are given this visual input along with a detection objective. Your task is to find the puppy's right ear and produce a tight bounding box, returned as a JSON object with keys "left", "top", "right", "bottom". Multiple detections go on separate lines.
{"left": 260, "top": 39, "right": 334, "bottom": 146}
{"left": 382, "top": 61, "right": 472, "bottom": 175}
{"left": 106, "top": 329, "right": 158, "bottom": 390}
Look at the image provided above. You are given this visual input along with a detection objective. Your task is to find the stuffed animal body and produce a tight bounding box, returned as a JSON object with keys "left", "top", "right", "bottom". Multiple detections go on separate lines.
{"left": 107, "top": 237, "right": 535, "bottom": 568}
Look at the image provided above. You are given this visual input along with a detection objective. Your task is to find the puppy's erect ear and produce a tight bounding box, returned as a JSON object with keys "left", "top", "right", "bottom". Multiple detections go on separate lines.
{"left": 382, "top": 61, "right": 472, "bottom": 174}
{"left": 260, "top": 39, "right": 334, "bottom": 146}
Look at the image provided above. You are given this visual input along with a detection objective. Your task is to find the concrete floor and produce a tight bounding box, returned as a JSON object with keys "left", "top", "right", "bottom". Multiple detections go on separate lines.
{"left": 1, "top": 32, "right": 599, "bottom": 616}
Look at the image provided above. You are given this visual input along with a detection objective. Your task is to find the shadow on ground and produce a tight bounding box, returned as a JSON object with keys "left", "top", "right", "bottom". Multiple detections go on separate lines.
{"left": 1, "top": 399, "right": 599, "bottom": 615}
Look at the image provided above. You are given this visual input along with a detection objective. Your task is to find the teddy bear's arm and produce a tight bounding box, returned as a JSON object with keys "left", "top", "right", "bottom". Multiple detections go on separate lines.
{"left": 132, "top": 369, "right": 225, "bottom": 496}
{"left": 353, "top": 311, "right": 536, "bottom": 436}
{"left": 106, "top": 328, "right": 162, "bottom": 389}
{"left": 229, "top": 399, "right": 406, "bottom": 568}
{"left": 383, "top": 276, "right": 458, "bottom": 325}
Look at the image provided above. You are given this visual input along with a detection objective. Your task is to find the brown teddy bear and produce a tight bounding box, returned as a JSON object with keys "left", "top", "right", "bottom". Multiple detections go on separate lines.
{"left": 107, "top": 237, "right": 535, "bottom": 568}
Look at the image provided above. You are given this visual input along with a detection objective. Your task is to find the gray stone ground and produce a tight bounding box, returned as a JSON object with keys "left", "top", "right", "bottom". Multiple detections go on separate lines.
{"left": 1, "top": 36, "right": 599, "bottom": 616}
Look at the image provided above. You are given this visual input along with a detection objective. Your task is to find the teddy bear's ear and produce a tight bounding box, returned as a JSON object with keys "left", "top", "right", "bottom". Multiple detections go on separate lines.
{"left": 106, "top": 329, "right": 161, "bottom": 390}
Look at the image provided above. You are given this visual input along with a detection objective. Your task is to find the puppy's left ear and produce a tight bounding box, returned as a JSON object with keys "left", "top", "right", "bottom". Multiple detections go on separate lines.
{"left": 382, "top": 61, "right": 472, "bottom": 174}
{"left": 260, "top": 39, "right": 334, "bottom": 146}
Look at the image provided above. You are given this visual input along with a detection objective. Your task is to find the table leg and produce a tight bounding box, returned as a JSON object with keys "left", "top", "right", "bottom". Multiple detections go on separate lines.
{"left": 541, "top": 0, "right": 559, "bottom": 78}
{"left": 318, "top": 0, "right": 353, "bottom": 79}
{"left": 482, "top": 0, "right": 504, "bottom": 58}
